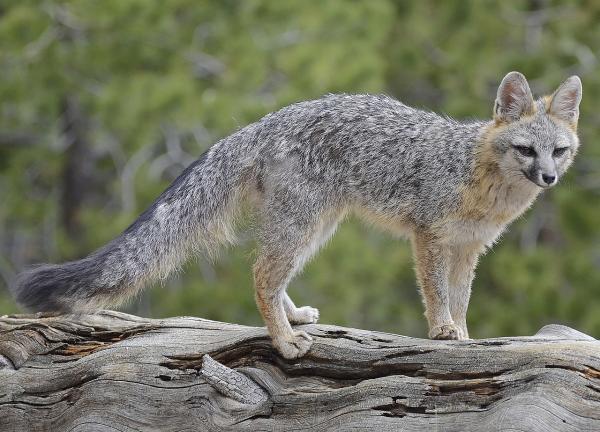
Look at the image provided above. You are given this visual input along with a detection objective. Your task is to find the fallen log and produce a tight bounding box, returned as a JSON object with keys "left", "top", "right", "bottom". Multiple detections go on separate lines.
{"left": 0, "top": 310, "right": 598, "bottom": 431}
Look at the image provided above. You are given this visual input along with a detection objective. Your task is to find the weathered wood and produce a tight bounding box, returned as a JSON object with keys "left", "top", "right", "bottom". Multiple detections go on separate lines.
{"left": 0, "top": 311, "right": 598, "bottom": 431}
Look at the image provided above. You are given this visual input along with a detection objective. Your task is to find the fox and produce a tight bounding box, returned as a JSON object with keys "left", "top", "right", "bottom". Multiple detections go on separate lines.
{"left": 12, "top": 72, "right": 582, "bottom": 359}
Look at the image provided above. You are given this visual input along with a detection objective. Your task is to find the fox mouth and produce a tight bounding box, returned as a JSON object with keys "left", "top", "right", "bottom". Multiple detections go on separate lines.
{"left": 520, "top": 170, "right": 555, "bottom": 188}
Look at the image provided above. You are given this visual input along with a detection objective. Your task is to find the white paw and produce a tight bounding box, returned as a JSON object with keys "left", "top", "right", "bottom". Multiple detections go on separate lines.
{"left": 458, "top": 327, "right": 470, "bottom": 340}
{"left": 273, "top": 330, "right": 313, "bottom": 359}
{"left": 429, "top": 323, "right": 462, "bottom": 340}
{"left": 288, "top": 306, "right": 320, "bottom": 324}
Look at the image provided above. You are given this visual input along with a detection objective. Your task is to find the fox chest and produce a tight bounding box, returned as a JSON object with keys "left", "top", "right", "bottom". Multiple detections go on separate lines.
{"left": 441, "top": 219, "right": 508, "bottom": 246}
{"left": 441, "top": 183, "right": 540, "bottom": 246}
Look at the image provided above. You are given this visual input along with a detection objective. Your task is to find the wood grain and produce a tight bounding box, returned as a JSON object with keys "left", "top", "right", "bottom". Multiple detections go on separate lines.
{"left": 0, "top": 311, "right": 598, "bottom": 431}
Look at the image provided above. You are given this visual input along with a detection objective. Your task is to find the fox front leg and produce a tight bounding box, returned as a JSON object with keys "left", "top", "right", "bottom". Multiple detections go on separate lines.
{"left": 447, "top": 243, "right": 485, "bottom": 339}
{"left": 412, "top": 233, "right": 462, "bottom": 340}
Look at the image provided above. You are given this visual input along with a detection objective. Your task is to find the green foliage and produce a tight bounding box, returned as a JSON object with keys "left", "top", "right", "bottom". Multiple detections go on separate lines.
{"left": 1, "top": 0, "right": 599, "bottom": 338}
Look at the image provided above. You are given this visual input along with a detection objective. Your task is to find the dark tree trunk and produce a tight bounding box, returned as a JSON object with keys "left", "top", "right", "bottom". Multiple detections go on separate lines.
{"left": 60, "top": 95, "right": 90, "bottom": 242}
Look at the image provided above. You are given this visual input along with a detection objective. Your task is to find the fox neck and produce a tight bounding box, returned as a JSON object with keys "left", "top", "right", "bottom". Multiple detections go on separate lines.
{"left": 458, "top": 123, "right": 541, "bottom": 225}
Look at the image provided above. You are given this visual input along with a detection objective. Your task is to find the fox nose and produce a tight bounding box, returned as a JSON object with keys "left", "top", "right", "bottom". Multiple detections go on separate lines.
{"left": 542, "top": 174, "right": 556, "bottom": 185}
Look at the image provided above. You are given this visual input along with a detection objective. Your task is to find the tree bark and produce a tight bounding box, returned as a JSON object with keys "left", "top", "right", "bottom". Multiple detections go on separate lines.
{"left": 0, "top": 311, "right": 598, "bottom": 431}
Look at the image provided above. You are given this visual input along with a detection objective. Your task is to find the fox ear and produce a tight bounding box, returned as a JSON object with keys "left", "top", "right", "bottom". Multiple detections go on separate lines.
{"left": 548, "top": 76, "right": 582, "bottom": 126}
{"left": 493, "top": 71, "right": 535, "bottom": 123}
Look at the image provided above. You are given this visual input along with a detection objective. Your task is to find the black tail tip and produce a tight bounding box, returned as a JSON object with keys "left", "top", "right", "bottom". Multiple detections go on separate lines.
{"left": 11, "top": 264, "right": 73, "bottom": 313}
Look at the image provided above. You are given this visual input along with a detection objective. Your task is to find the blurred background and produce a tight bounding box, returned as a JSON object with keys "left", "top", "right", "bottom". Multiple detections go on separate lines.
{"left": 1, "top": 0, "right": 599, "bottom": 338}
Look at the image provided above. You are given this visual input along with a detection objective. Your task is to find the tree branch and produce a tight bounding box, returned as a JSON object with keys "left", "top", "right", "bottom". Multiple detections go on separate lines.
{"left": 0, "top": 311, "right": 598, "bottom": 431}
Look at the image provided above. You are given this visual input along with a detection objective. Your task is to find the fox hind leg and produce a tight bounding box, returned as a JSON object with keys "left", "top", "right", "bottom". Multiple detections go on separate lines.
{"left": 283, "top": 215, "right": 340, "bottom": 325}
{"left": 284, "top": 293, "right": 320, "bottom": 324}
{"left": 254, "top": 254, "right": 313, "bottom": 359}
{"left": 254, "top": 206, "right": 342, "bottom": 358}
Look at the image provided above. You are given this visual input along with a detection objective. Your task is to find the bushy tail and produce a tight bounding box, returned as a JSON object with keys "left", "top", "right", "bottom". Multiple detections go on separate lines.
{"left": 12, "top": 129, "right": 257, "bottom": 313}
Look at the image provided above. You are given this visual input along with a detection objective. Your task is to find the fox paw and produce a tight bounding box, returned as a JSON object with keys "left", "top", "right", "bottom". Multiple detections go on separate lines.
{"left": 287, "top": 306, "right": 320, "bottom": 325}
{"left": 273, "top": 330, "right": 313, "bottom": 359}
{"left": 429, "top": 324, "right": 463, "bottom": 340}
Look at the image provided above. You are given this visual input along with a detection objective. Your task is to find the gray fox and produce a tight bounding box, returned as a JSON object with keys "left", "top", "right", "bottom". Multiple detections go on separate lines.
{"left": 13, "top": 72, "right": 582, "bottom": 359}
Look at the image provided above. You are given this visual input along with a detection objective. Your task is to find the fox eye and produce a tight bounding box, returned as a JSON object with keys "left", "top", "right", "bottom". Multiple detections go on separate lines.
{"left": 512, "top": 145, "right": 536, "bottom": 157}
{"left": 553, "top": 147, "right": 569, "bottom": 158}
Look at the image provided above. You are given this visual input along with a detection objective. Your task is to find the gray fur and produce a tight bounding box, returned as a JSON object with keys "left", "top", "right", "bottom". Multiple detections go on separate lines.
{"left": 14, "top": 128, "right": 260, "bottom": 312}
{"left": 12, "top": 72, "right": 581, "bottom": 359}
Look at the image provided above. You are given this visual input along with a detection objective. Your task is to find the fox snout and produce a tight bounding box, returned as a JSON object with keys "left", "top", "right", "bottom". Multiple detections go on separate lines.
{"left": 533, "top": 155, "right": 560, "bottom": 188}
{"left": 523, "top": 162, "right": 558, "bottom": 188}
{"left": 541, "top": 173, "right": 557, "bottom": 187}
{"left": 529, "top": 170, "right": 557, "bottom": 188}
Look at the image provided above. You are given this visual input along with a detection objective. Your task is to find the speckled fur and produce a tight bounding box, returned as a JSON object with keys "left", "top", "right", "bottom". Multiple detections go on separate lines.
{"left": 13, "top": 72, "right": 582, "bottom": 358}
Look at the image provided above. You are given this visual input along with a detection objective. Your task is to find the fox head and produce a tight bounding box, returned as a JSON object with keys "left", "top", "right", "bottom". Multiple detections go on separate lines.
{"left": 489, "top": 71, "right": 582, "bottom": 188}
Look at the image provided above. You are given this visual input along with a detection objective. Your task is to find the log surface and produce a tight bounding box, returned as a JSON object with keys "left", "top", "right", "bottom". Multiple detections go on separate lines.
{"left": 0, "top": 310, "right": 598, "bottom": 431}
